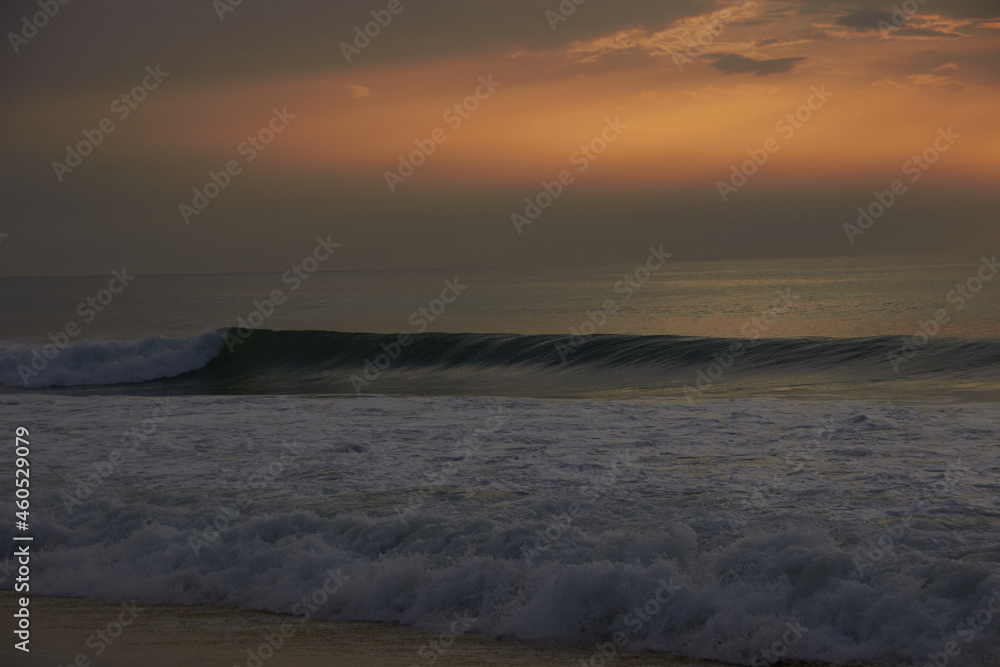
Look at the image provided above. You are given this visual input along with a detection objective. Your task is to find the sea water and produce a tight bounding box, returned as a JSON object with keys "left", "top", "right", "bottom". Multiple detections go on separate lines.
{"left": 1, "top": 255, "right": 998, "bottom": 665}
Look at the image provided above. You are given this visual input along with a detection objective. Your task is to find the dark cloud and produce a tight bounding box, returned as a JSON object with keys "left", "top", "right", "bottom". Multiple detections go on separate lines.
{"left": 835, "top": 9, "right": 899, "bottom": 31}
{"left": 908, "top": 0, "right": 1000, "bottom": 19}
{"left": 709, "top": 54, "right": 807, "bottom": 76}
{"left": 808, "top": 0, "right": 1000, "bottom": 21}
{"left": 756, "top": 29, "right": 831, "bottom": 47}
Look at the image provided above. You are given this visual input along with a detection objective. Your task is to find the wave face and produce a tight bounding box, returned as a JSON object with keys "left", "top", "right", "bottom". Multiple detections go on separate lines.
{"left": 2, "top": 395, "right": 998, "bottom": 666}
{"left": 1, "top": 329, "right": 998, "bottom": 398}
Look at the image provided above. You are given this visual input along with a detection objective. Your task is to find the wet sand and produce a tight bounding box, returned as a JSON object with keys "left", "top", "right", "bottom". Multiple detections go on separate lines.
{"left": 1, "top": 592, "right": 741, "bottom": 667}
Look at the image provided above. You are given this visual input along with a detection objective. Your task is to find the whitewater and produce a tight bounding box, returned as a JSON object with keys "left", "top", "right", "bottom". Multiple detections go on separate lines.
{"left": 1, "top": 392, "right": 998, "bottom": 666}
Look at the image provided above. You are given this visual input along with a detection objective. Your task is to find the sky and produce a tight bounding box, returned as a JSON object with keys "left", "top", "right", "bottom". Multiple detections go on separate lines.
{"left": 1, "top": 0, "right": 998, "bottom": 275}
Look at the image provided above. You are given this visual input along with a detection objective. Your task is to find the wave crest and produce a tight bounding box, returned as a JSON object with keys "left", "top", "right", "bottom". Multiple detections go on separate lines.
{"left": 0, "top": 332, "right": 224, "bottom": 388}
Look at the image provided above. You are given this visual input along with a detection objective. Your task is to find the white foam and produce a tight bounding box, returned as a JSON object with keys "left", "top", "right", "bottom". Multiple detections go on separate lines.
{"left": 0, "top": 332, "right": 223, "bottom": 388}
{"left": 1, "top": 395, "right": 998, "bottom": 665}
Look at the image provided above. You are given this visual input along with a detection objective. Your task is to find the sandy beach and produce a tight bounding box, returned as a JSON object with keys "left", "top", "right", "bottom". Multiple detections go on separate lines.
{"left": 1, "top": 593, "right": 748, "bottom": 667}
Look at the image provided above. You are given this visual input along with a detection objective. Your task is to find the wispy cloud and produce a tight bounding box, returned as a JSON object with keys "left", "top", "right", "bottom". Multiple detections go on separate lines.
{"left": 550, "top": 2, "right": 765, "bottom": 64}
{"left": 347, "top": 85, "right": 371, "bottom": 99}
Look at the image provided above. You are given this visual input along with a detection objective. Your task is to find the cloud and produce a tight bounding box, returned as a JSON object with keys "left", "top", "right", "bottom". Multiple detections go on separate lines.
{"left": 893, "top": 27, "right": 965, "bottom": 39}
{"left": 552, "top": 2, "right": 763, "bottom": 65}
{"left": 709, "top": 53, "right": 807, "bottom": 76}
{"left": 817, "top": 9, "right": 976, "bottom": 41}
{"left": 347, "top": 85, "right": 371, "bottom": 99}
{"left": 871, "top": 78, "right": 911, "bottom": 90}
{"left": 909, "top": 73, "right": 967, "bottom": 91}
{"left": 835, "top": 9, "right": 898, "bottom": 31}
{"left": 873, "top": 69, "right": 969, "bottom": 93}
{"left": 814, "top": 0, "right": 1000, "bottom": 22}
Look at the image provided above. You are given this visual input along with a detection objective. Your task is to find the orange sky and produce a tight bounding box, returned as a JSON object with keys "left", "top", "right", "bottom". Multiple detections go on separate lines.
{"left": 2, "top": 0, "right": 999, "bottom": 273}
{"left": 18, "top": 0, "right": 998, "bottom": 189}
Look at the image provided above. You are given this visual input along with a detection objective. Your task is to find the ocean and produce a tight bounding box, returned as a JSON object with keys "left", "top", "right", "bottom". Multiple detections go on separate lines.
{"left": 1, "top": 255, "right": 998, "bottom": 666}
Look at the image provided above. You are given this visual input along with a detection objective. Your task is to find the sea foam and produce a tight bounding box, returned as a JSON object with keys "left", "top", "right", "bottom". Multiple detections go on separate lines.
{"left": 1, "top": 394, "right": 997, "bottom": 665}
